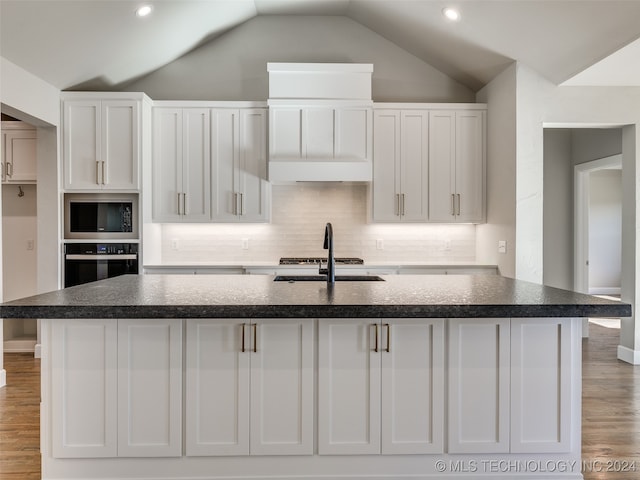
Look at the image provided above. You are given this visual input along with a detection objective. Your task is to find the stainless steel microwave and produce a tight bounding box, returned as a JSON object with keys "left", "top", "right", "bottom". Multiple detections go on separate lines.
{"left": 64, "top": 193, "right": 139, "bottom": 240}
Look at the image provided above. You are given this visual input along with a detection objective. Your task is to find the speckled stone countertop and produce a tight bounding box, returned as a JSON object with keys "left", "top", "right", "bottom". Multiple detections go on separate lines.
{"left": 0, "top": 274, "right": 630, "bottom": 319}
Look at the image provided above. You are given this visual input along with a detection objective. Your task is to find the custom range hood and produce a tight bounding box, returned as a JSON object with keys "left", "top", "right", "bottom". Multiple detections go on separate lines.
{"left": 267, "top": 63, "right": 373, "bottom": 183}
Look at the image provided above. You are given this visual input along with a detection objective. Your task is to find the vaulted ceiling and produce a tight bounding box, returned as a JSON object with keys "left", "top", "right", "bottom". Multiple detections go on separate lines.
{"left": 3, "top": 0, "right": 640, "bottom": 92}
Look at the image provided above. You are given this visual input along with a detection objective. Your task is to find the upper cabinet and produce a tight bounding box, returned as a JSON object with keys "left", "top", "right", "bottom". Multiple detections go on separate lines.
{"left": 211, "top": 108, "right": 270, "bottom": 223}
{"left": 62, "top": 93, "right": 148, "bottom": 191}
{"left": 371, "top": 104, "right": 486, "bottom": 224}
{"left": 152, "top": 102, "right": 270, "bottom": 224}
{"left": 429, "top": 110, "right": 485, "bottom": 223}
{"left": 372, "top": 110, "right": 428, "bottom": 222}
{"left": 1, "top": 121, "right": 37, "bottom": 184}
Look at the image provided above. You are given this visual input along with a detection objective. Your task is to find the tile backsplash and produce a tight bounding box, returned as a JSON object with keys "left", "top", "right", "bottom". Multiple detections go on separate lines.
{"left": 160, "top": 184, "right": 476, "bottom": 264}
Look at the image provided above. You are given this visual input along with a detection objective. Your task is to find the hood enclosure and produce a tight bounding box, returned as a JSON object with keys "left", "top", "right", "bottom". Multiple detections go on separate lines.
{"left": 267, "top": 63, "right": 374, "bottom": 183}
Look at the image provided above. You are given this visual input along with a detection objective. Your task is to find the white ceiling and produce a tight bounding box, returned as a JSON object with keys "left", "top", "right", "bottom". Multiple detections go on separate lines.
{"left": 2, "top": 0, "right": 640, "bottom": 92}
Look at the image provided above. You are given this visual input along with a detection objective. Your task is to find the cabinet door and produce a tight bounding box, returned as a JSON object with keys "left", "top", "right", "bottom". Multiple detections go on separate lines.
{"left": 269, "top": 108, "right": 302, "bottom": 159}
{"left": 63, "top": 100, "right": 101, "bottom": 189}
{"left": 304, "top": 108, "right": 335, "bottom": 158}
{"left": 250, "top": 319, "right": 314, "bottom": 455}
{"left": 51, "top": 319, "right": 117, "bottom": 458}
{"left": 152, "top": 108, "right": 183, "bottom": 222}
{"left": 318, "top": 319, "right": 381, "bottom": 455}
{"left": 211, "top": 108, "right": 239, "bottom": 221}
{"left": 372, "top": 110, "right": 401, "bottom": 222}
{"left": 102, "top": 100, "right": 139, "bottom": 189}
{"left": 186, "top": 319, "right": 250, "bottom": 456}
{"left": 3, "top": 129, "right": 37, "bottom": 183}
{"left": 335, "top": 107, "right": 371, "bottom": 160}
{"left": 448, "top": 318, "right": 510, "bottom": 453}
{"left": 455, "top": 110, "right": 485, "bottom": 223}
{"left": 381, "top": 319, "right": 444, "bottom": 454}
{"left": 117, "top": 319, "right": 182, "bottom": 457}
{"left": 400, "top": 111, "right": 429, "bottom": 221}
{"left": 428, "top": 110, "right": 456, "bottom": 222}
{"left": 510, "top": 318, "right": 575, "bottom": 453}
{"left": 182, "top": 108, "right": 211, "bottom": 221}
{"left": 238, "top": 109, "right": 269, "bottom": 222}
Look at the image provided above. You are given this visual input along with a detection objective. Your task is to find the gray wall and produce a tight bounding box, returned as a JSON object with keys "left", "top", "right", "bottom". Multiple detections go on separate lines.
{"left": 123, "top": 15, "right": 474, "bottom": 102}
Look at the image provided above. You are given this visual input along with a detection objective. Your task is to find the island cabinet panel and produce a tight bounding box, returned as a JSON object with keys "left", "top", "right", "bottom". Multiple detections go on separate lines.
{"left": 117, "top": 319, "right": 182, "bottom": 457}
{"left": 186, "top": 319, "right": 314, "bottom": 456}
{"left": 51, "top": 319, "right": 118, "bottom": 458}
{"left": 448, "top": 318, "right": 510, "bottom": 453}
{"left": 318, "top": 319, "right": 444, "bottom": 455}
{"left": 510, "top": 318, "right": 575, "bottom": 453}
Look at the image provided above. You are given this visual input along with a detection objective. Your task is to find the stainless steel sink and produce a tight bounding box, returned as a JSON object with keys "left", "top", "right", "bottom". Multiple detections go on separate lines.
{"left": 274, "top": 275, "right": 385, "bottom": 282}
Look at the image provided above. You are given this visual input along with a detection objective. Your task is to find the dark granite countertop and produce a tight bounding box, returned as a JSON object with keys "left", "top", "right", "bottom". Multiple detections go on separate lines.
{"left": 0, "top": 274, "right": 630, "bottom": 319}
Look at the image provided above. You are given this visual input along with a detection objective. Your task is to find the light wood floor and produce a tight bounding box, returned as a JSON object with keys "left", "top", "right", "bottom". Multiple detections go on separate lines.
{"left": 0, "top": 322, "right": 638, "bottom": 480}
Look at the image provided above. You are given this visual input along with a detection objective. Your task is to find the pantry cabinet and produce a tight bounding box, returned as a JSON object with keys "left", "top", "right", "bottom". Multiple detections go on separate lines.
{"left": 186, "top": 318, "right": 314, "bottom": 456}
{"left": 372, "top": 110, "right": 428, "bottom": 222}
{"left": 1, "top": 121, "right": 37, "bottom": 183}
{"left": 318, "top": 318, "right": 444, "bottom": 455}
{"left": 152, "top": 108, "right": 211, "bottom": 222}
{"left": 63, "top": 95, "right": 143, "bottom": 190}
{"left": 428, "top": 110, "right": 485, "bottom": 223}
{"left": 211, "top": 108, "right": 269, "bottom": 222}
{"left": 51, "top": 318, "right": 182, "bottom": 458}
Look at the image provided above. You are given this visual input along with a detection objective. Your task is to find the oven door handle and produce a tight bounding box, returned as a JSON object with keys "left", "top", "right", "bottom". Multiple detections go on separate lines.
{"left": 65, "top": 254, "right": 138, "bottom": 260}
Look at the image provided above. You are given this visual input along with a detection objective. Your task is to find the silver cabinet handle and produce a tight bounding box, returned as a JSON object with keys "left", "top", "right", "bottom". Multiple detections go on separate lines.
{"left": 233, "top": 192, "right": 238, "bottom": 215}
{"left": 96, "top": 161, "right": 100, "bottom": 185}
{"left": 240, "top": 193, "right": 244, "bottom": 216}
{"left": 401, "top": 193, "right": 405, "bottom": 216}
{"left": 384, "top": 323, "right": 390, "bottom": 353}
{"left": 7, "top": 162, "right": 13, "bottom": 178}
{"left": 101, "top": 161, "right": 106, "bottom": 185}
{"left": 395, "top": 194, "right": 400, "bottom": 216}
{"left": 451, "top": 194, "right": 455, "bottom": 216}
{"left": 177, "top": 193, "right": 181, "bottom": 215}
{"left": 456, "top": 193, "right": 461, "bottom": 216}
{"left": 182, "top": 193, "right": 187, "bottom": 215}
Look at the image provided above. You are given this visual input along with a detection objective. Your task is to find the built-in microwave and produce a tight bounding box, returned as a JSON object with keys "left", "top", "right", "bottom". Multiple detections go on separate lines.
{"left": 64, "top": 193, "right": 139, "bottom": 240}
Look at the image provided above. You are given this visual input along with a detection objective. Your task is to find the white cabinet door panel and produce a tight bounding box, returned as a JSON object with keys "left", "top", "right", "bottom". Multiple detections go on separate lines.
{"left": 102, "top": 101, "right": 138, "bottom": 189}
{"left": 51, "top": 319, "right": 117, "bottom": 458}
{"left": 400, "top": 111, "right": 429, "bottom": 222}
{"left": 381, "top": 319, "right": 444, "bottom": 454}
{"left": 152, "top": 108, "right": 183, "bottom": 222}
{"left": 304, "top": 108, "right": 335, "bottom": 158}
{"left": 118, "top": 319, "right": 182, "bottom": 457}
{"left": 186, "top": 319, "right": 250, "bottom": 456}
{"left": 336, "top": 108, "right": 370, "bottom": 160}
{"left": 64, "top": 100, "right": 100, "bottom": 190}
{"left": 211, "top": 109, "right": 238, "bottom": 221}
{"left": 318, "top": 319, "right": 381, "bottom": 455}
{"left": 3, "top": 129, "right": 37, "bottom": 183}
{"left": 182, "top": 108, "right": 211, "bottom": 221}
{"left": 456, "top": 110, "right": 485, "bottom": 223}
{"left": 270, "top": 108, "right": 302, "bottom": 159}
{"left": 250, "top": 319, "right": 314, "bottom": 455}
{"left": 238, "top": 109, "right": 269, "bottom": 222}
{"left": 448, "top": 318, "right": 510, "bottom": 453}
{"left": 428, "top": 111, "right": 456, "bottom": 222}
{"left": 511, "top": 318, "right": 574, "bottom": 453}
{"left": 372, "top": 110, "right": 401, "bottom": 222}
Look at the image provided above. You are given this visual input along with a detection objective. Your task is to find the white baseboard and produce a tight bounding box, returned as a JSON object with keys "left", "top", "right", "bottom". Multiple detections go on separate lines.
{"left": 34, "top": 343, "right": 41, "bottom": 358}
{"left": 0, "top": 369, "right": 6, "bottom": 388}
{"left": 617, "top": 345, "right": 640, "bottom": 365}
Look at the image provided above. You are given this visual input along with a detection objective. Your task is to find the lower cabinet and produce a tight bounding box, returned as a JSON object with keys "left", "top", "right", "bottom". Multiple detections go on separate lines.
{"left": 318, "top": 318, "right": 444, "bottom": 455}
{"left": 51, "top": 319, "right": 182, "bottom": 458}
{"left": 185, "top": 318, "right": 314, "bottom": 456}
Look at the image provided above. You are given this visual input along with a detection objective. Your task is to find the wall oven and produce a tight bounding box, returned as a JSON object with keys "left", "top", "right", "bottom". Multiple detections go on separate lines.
{"left": 64, "top": 193, "right": 138, "bottom": 240}
{"left": 64, "top": 243, "right": 139, "bottom": 288}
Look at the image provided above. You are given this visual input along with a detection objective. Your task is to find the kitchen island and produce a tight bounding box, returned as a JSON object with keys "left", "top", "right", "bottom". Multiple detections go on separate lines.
{"left": 0, "top": 274, "right": 630, "bottom": 480}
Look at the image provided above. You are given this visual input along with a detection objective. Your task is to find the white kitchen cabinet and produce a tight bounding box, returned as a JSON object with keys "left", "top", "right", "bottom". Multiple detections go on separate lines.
{"left": 63, "top": 97, "right": 141, "bottom": 190}
{"left": 1, "top": 122, "right": 37, "bottom": 183}
{"left": 318, "top": 318, "right": 444, "bottom": 455}
{"left": 211, "top": 108, "right": 269, "bottom": 222}
{"left": 186, "top": 318, "right": 314, "bottom": 456}
{"left": 51, "top": 319, "right": 182, "bottom": 459}
{"left": 372, "top": 110, "right": 428, "bottom": 222}
{"left": 428, "top": 110, "right": 485, "bottom": 223}
{"left": 51, "top": 319, "right": 118, "bottom": 458}
{"left": 448, "top": 318, "right": 510, "bottom": 454}
{"left": 152, "top": 108, "right": 211, "bottom": 222}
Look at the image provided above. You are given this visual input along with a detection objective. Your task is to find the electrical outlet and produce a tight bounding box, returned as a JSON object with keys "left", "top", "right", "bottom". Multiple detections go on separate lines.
{"left": 376, "top": 239, "right": 384, "bottom": 250}
{"left": 444, "top": 240, "right": 451, "bottom": 251}
{"left": 242, "top": 238, "right": 249, "bottom": 250}
{"left": 498, "top": 240, "right": 507, "bottom": 254}
{"left": 26, "top": 239, "right": 34, "bottom": 251}
{"left": 171, "top": 239, "right": 179, "bottom": 251}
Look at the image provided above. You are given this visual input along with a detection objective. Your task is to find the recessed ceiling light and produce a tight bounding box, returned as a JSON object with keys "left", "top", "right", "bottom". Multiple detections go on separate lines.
{"left": 443, "top": 7, "right": 461, "bottom": 21}
{"left": 136, "top": 5, "right": 153, "bottom": 17}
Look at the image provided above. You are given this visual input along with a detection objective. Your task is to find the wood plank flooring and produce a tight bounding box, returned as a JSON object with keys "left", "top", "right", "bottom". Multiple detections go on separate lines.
{"left": 0, "top": 323, "right": 637, "bottom": 480}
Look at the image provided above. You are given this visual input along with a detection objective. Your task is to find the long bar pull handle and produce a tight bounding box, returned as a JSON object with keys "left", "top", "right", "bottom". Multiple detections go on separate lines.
{"left": 241, "top": 323, "right": 246, "bottom": 353}
{"left": 451, "top": 193, "right": 455, "bottom": 216}
{"left": 456, "top": 193, "right": 461, "bottom": 216}
{"left": 101, "top": 161, "right": 106, "bottom": 185}
{"left": 252, "top": 323, "right": 258, "bottom": 353}
{"left": 401, "top": 194, "right": 406, "bottom": 216}
{"left": 373, "top": 323, "right": 380, "bottom": 353}
{"left": 177, "top": 193, "right": 182, "bottom": 216}
{"left": 7, "top": 162, "right": 13, "bottom": 178}
{"left": 384, "top": 323, "right": 390, "bottom": 353}
{"left": 96, "top": 161, "right": 100, "bottom": 185}
{"left": 240, "top": 193, "right": 244, "bottom": 216}
{"left": 233, "top": 193, "right": 237, "bottom": 215}
{"left": 182, "top": 193, "right": 187, "bottom": 216}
